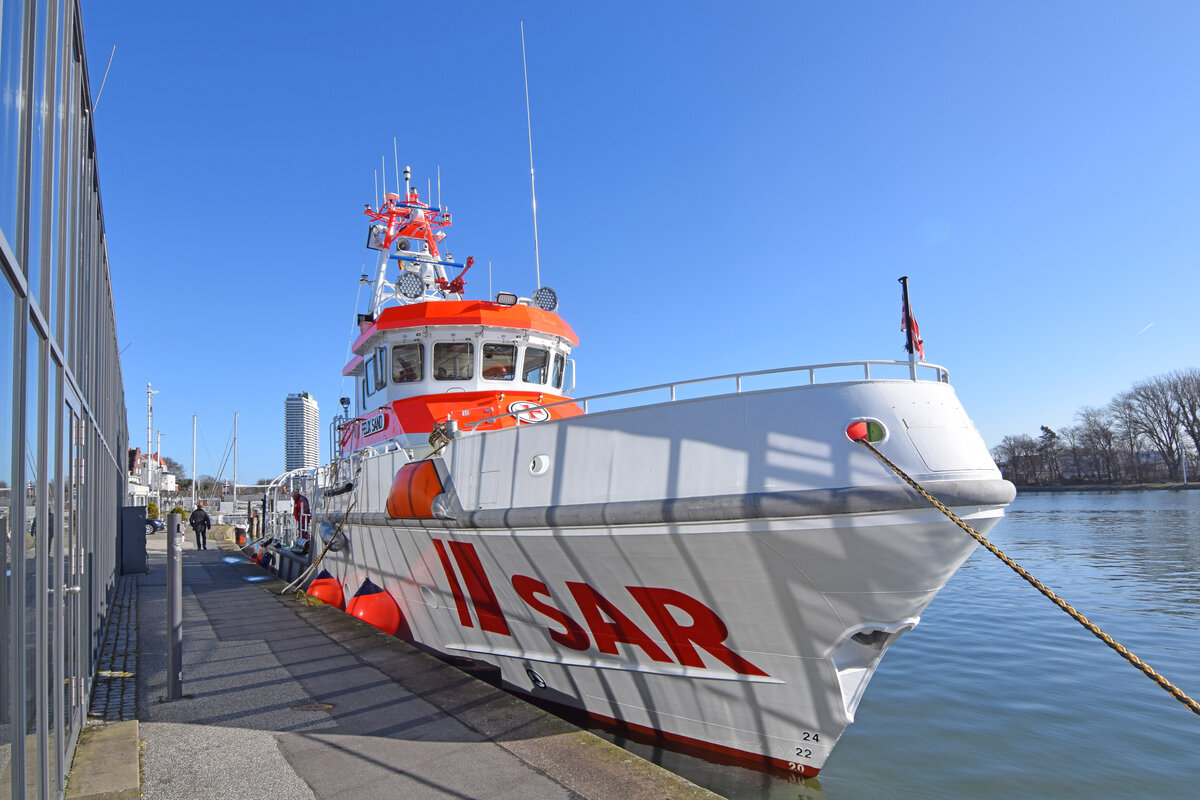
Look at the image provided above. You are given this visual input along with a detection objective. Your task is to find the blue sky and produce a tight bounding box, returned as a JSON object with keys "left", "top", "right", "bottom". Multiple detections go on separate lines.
{"left": 83, "top": 1, "right": 1200, "bottom": 482}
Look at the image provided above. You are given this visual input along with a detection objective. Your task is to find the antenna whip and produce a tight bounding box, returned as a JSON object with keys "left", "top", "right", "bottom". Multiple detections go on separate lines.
{"left": 520, "top": 21, "right": 542, "bottom": 288}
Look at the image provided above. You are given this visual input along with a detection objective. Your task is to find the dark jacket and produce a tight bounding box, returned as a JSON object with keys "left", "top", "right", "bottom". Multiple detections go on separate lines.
{"left": 188, "top": 507, "right": 211, "bottom": 532}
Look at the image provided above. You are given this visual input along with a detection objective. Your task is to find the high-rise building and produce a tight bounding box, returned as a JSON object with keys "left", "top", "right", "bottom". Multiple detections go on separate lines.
{"left": 285, "top": 392, "right": 320, "bottom": 470}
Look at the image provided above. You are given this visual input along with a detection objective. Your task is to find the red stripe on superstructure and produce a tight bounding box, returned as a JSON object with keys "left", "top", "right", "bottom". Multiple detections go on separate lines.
{"left": 351, "top": 300, "right": 579, "bottom": 354}
{"left": 431, "top": 538, "right": 473, "bottom": 627}
{"left": 447, "top": 541, "right": 512, "bottom": 636}
{"left": 389, "top": 391, "right": 582, "bottom": 435}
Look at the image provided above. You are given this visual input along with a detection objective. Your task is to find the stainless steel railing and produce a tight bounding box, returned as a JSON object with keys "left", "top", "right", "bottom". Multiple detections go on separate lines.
{"left": 467, "top": 359, "right": 949, "bottom": 431}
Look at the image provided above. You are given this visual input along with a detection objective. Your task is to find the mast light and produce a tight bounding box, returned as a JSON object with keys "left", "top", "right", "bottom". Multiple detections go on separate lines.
{"left": 398, "top": 271, "right": 424, "bottom": 299}
{"left": 532, "top": 286, "right": 558, "bottom": 312}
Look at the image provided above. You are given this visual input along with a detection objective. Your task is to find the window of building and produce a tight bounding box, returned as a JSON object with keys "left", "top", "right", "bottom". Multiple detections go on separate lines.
{"left": 522, "top": 347, "right": 549, "bottom": 385}
{"left": 0, "top": 0, "right": 23, "bottom": 243}
{"left": 1, "top": 274, "right": 14, "bottom": 769}
{"left": 481, "top": 343, "right": 516, "bottom": 381}
{"left": 24, "top": 321, "right": 42, "bottom": 776}
{"left": 553, "top": 353, "right": 566, "bottom": 390}
{"left": 391, "top": 343, "right": 423, "bottom": 383}
{"left": 433, "top": 342, "right": 473, "bottom": 381}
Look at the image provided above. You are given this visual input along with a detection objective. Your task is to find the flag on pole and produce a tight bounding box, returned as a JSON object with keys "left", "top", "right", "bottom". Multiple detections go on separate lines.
{"left": 899, "top": 276, "right": 925, "bottom": 360}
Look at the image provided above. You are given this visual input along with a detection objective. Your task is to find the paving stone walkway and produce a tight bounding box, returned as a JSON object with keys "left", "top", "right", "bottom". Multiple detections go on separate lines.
{"left": 87, "top": 574, "right": 138, "bottom": 723}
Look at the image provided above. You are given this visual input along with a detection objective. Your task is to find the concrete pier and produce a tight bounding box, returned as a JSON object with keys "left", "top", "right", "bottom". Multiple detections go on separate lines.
{"left": 69, "top": 525, "right": 724, "bottom": 800}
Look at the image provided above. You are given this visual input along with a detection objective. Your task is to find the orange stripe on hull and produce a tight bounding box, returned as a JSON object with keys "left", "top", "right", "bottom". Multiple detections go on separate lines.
{"left": 529, "top": 694, "right": 821, "bottom": 780}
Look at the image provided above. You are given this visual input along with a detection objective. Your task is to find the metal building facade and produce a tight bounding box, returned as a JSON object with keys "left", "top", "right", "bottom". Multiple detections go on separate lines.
{"left": 1, "top": 1, "right": 130, "bottom": 798}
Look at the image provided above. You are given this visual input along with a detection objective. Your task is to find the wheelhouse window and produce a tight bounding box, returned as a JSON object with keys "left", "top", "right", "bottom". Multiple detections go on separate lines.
{"left": 482, "top": 343, "right": 516, "bottom": 381}
{"left": 392, "top": 343, "right": 423, "bottom": 383}
{"left": 364, "top": 355, "right": 377, "bottom": 396}
{"left": 522, "top": 347, "right": 549, "bottom": 385}
{"left": 553, "top": 353, "right": 566, "bottom": 390}
{"left": 373, "top": 346, "right": 387, "bottom": 392}
{"left": 433, "top": 342, "right": 474, "bottom": 380}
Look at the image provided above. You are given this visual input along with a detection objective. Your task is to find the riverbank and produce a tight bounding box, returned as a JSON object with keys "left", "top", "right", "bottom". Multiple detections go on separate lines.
{"left": 1016, "top": 482, "right": 1200, "bottom": 493}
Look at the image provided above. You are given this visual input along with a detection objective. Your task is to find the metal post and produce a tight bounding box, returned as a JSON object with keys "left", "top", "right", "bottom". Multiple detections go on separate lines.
{"left": 166, "top": 512, "right": 184, "bottom": 700}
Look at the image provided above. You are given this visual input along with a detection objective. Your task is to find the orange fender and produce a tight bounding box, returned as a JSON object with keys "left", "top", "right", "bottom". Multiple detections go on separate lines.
{"left": 346, "top": 578, "right": 407, "bottom": 637}
{"left": 306, "top": 570, "right": 345, "bottom": 609}
{"left": 386, "top": 460, "right": 443, "bottom": 519}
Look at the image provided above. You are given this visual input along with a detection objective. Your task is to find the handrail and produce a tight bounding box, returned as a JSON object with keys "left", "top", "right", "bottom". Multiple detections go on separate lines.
{"left": 260, "top": 467, "right": 318, "bottom": 544}
{"left": 467, "top": 359, "right": 949, "bottom": 432}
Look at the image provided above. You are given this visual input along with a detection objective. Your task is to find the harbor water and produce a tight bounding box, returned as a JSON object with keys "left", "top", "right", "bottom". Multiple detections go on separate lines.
{"left": 602, "top": 490, "right": 1200, "bottom": 799}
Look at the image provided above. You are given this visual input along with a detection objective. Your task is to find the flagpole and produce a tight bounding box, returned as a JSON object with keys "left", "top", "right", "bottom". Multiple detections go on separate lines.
{"left": 899, "top": 276, "right": 917, "bottom": 380}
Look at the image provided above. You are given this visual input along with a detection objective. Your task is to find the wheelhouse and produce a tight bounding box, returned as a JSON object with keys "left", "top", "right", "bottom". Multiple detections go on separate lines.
{"left": 350, "top": 323, "right": 574, "bottom": 417}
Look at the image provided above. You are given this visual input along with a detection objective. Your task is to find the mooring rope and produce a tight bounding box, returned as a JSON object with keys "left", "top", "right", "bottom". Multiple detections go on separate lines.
{"left": 857, "top": 438, "right": 1200, "bottom": 718}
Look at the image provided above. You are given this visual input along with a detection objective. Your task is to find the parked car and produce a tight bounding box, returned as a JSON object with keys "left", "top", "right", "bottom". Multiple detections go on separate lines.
{"left": 145, "top": 518, "right": 166, "bottom": 535}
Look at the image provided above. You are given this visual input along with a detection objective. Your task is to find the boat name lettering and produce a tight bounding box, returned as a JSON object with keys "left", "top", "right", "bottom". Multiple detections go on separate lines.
{"left": 361, "top": 413, "right": 387, "bottom": 437}
{"left": 431, "top": 537, "right": 768, "bottom": 678}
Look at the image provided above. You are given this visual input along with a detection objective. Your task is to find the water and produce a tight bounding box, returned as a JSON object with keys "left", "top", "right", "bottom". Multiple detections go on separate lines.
{"left": 602, "top": 490, "right": 1200, "bottom": 799}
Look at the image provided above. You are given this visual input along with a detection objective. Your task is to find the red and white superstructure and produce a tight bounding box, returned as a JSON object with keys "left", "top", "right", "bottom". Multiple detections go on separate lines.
{"left": 284, "top": 169, "right": 1014, "bottom": 777}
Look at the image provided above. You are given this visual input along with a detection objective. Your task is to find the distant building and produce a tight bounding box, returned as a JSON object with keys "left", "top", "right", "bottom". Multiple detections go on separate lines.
{"left": 126, "top": 449, "right": 178, "bottom": 506}
{"left": 285, "top": 392, "right": 320, "bottom": 470}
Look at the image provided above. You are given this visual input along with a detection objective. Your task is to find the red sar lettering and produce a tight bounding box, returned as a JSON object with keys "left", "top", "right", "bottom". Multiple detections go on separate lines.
{"left": 515, "top": 574, "right": 768, "bottom": 677}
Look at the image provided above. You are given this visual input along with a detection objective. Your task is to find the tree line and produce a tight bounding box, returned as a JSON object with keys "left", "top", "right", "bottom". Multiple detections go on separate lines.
{"left": 991, "top": 368, "right": 1200, "bottom": 485}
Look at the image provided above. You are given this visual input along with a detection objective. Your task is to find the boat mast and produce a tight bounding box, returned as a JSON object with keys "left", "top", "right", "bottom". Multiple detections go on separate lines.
{"left": 521, "top": 21, "right": 542, "bottom": 289}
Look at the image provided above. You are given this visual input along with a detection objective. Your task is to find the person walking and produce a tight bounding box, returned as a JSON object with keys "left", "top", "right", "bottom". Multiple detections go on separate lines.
{"left": 188, "top": 503, "right": 212, "bottom": 550}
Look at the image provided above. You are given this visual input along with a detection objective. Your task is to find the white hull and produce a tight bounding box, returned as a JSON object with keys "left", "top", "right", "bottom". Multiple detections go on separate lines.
{"left": 307, "top": 376, "right": 1013, "bottom": 775}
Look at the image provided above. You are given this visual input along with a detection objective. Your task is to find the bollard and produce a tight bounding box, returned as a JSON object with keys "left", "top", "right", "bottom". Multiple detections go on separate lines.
{"left": 166, "top": 512, "right": 184, "bottom": 700}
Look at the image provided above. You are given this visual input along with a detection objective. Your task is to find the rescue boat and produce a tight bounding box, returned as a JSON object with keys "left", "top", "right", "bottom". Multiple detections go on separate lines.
{"left": 287, "top": 168, "right": 1014, "bottom": 777}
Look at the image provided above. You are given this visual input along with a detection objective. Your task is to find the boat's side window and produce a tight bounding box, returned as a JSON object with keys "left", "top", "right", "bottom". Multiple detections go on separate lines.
{"left": 392, "top": 343, "right": 423, "bottom": 383}
{"left": 482, "top": 343, "right": 516, "bottom": 381}
{"left": 364, "top": 355, "right": 377, "bottom": 396}
{"left": 522, "top": 347, "right": 549, "bottom": 385}
{"left": 433, "top": 342, "right": 474, "bottom": 380}
{"left": 373, "top": 346, "right": 388, "bottom": 392}
{"left": 553, "top": 353, "right": 565, "bottom": 390}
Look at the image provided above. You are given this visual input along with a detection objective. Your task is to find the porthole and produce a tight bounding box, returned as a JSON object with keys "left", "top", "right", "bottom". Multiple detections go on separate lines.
{"left": 530, "top": 454, "right": 551, "bottom": 475}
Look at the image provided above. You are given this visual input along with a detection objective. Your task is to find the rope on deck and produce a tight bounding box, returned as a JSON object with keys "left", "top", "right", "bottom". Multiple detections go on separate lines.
{"left": 857, "top": 438, "right": 1200, "bottom": 719}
